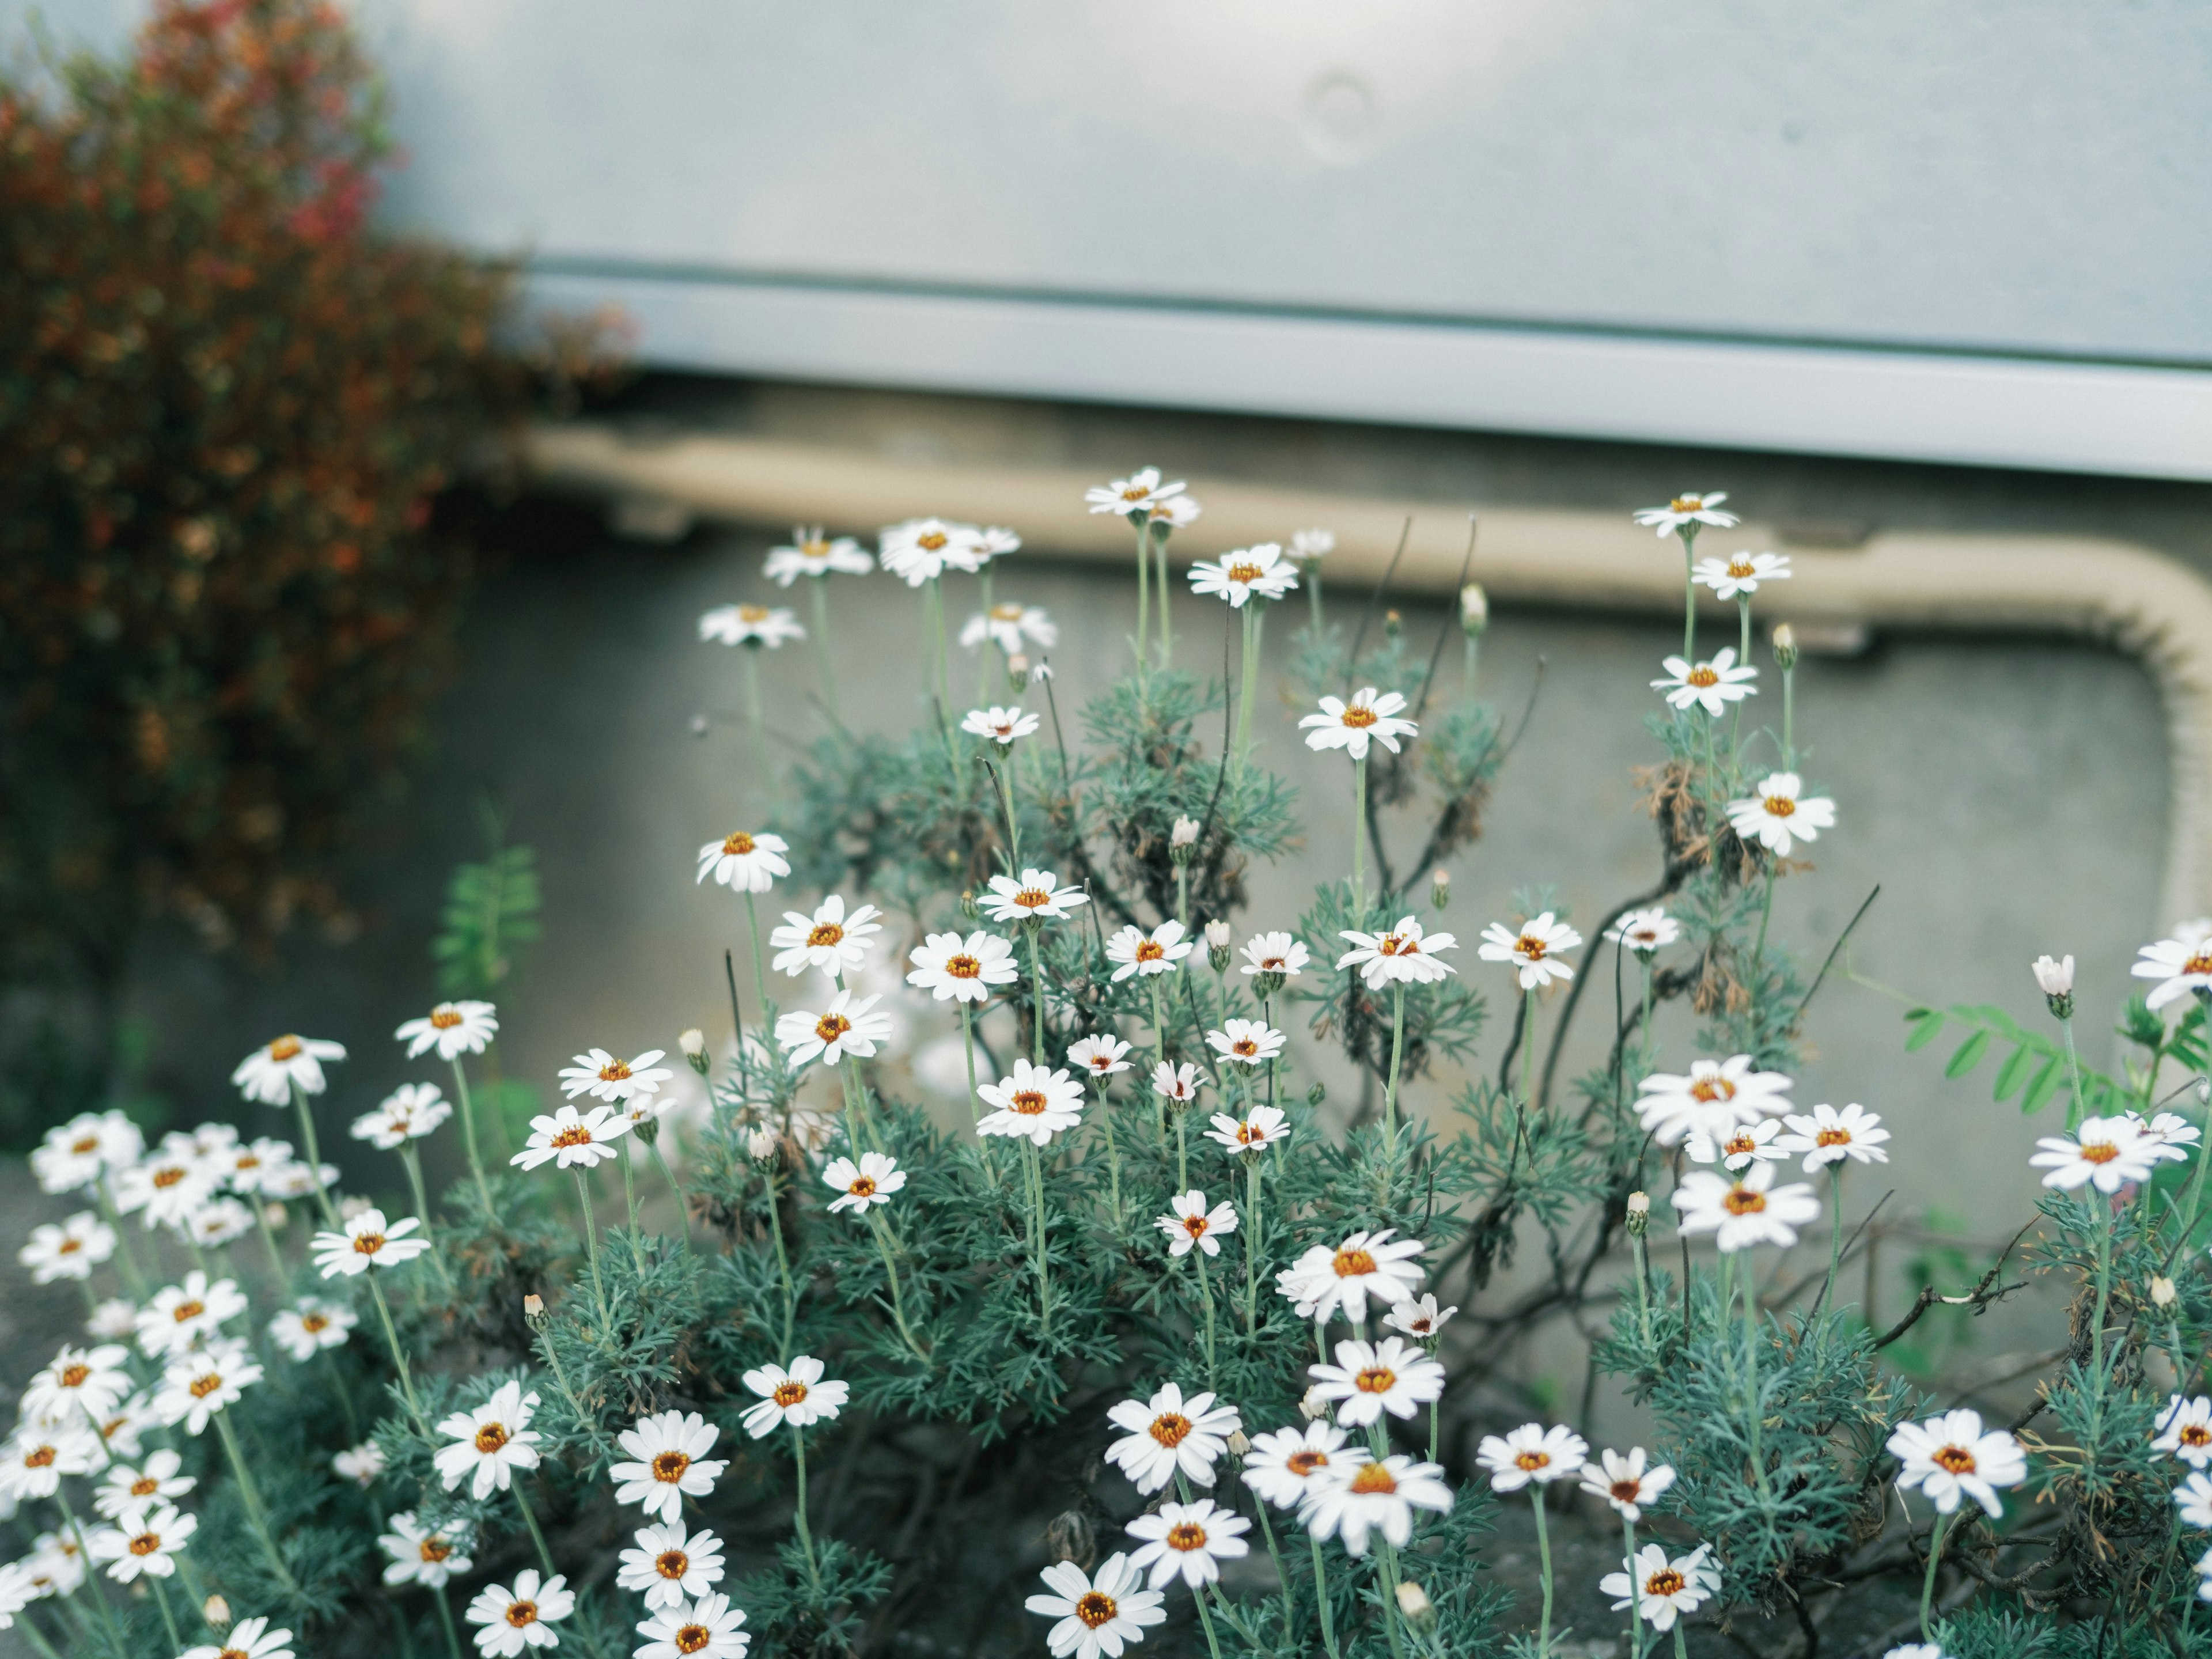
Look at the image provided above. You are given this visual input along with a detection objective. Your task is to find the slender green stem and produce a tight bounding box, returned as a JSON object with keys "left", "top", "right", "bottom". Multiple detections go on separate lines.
{"left": 1022, "top": 1139, "right": 1052, "bottom": 1336}
{"left": 1308, "top": 562, "right": 1324, "bottom": 632}
{"left": 1175, "top": 1103, "right": 1190, "bottom": 1192}
{"left": 1133, "top": 514, "right": 1151, "bottom": 677}
{"left": 1623, "top": 1514, "right": 1642, "bottom": 1656}
{"left": 1738, "top": 595, "right": 1751, "bottom": 669}
{"left": 253, "top": 1196, "right": 289, "bottom": 1287}
{"left": 866, "top": 1210, "right": 931, "bottom": 1362}
{"left": 1631, "top": 1230, "right": 1654, "bottom": 1352}
{"left": 1463, "top": 632, "right": 1479, "bottom": 706}
{"left": 366, "top": 1271, "right": 428, "bottom": 1428}
{"left": 450, "top": 1056, "right": 493, "bottom": 1212}
{"left": 1384, "top": 983, "right": 1407, "bottom": 1150}
{"left": 1151, "top": 978, "right": 1171, "bottom": 1069}
{"left": 808, "top": 575, "right": 839, "bottom": 717}
{"left": 1244, "top": 1157, "right": 1262, "bottom": 1333}
{"left": 744, "top": 891, "right": 771, "bottom": 1014}
{"left": 12, "top": 1611, "right": 64, "bottom": 1659}
{"left": 1376, "top": 1539, "right": 1414, "bottom": 1659}
{"left": 1310, "top": 1531, "right": 1341, "bottom": 1659}
{"left": 743, "top": 646, "right": 771, "bottom": 802}
{"left": 1521, "top": 987, "right": 1540, "bottom": 1100}
{"left": 56, "top": 1490, "right": 128, "bottom": 1651}
{"left": 1782, "top": 661, "right": 1795, "bottom": 764}
{"left": 1098, "top": 1085, "right": 1123, "bottom": 1222}
{"left": 1028, "top": 926, "right": 1047, "bottom": 1066}
{"left": 1753, "top": 862, "right": 1778, "bottom": 971}
{"left": 838, "top": 1059, "right": 885, "bottom": 1159}
{"left": 1192, "top": 1243, "right": 1218, "bottom": 1387}
{"left": 1680, "top": 523, "right": 1699, "bottom": 659}
{"left": 150, "top": 1572, "right": 185, "bottom": 1650}
{"left": 619, "top": 1141, "right": 641, "bottom": 1238}
{"left": 1532, "top": 1486, "right": 1555, "bottom": 1652}
{"left": 399, "top": 1145, "right": 457, "bottom": 1294}
{"left": 1190, "top": 1574, "right": 1226, "bottom": 1659}
{"left": 1820, "top": 1164, "right": 1846, "bottom": 1315}
{"left": 1674, "top": 1622, "right": 1690, "bottom": 1658}
{"left": 571, "top": 1169, "right": 612, "bottom": 1334}
{"left": 1156, "top": 524, "right": 1175, "bottom": 666}
{"left": 1743, "top": 1263, "right": 1774, "bottom": 1501}
{"left": 434, "top": 1585, "right": 465, "bottom": 1659}
{"left": 214, "top": 1410, "right": 300, "bottom": 1592}
{"left": 975, "top": 566, "right": 995, "bottom": 704}
{"left": 790, "top": 1427, "right": 824, "bottom": 1592}
{"left": 289, "top": 1082, "right": 341, "bottom": 1228}
{"left": 1920, "top": 1509, "right": 1952, "bottom": 1642}
{"left": 511, "top": 1478, "right": 557, "bottom": 1578}
{"left": 2180, "top": 1092, "right": 2212, "bottom": 1245}
{"left": 762, "top": 1161, "right": 796, "bottom": 1360}
{"left": 647, "top": 1138, "right": 692, "bottom": 1248}
{"left": 1234, "top": 602, "right": 1261, "bottom": 777}
{"left": 324, "top": 1346, "right": 361, "bottom": 1444}
{"left": 1351, "top": 755, "right": 1369, "bottom": 916}
{"left": 2059, "top": 1016, "right": 2088, "bottom": 1129}
{"left": 929, "top": 575, "right": 951, "bottom": 713}
{"left": 2091, "top": 1187, "right": 2115, "bottom": 1377}
{"left": 94, "top": 1185, "right": 148, "bottom": 1298}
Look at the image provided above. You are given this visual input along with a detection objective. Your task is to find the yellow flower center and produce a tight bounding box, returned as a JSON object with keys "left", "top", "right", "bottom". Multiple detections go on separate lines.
{"left": 1934, "top": 1444, "right": 1976, "bottom": 1474}
{"left": 1166, "top": 1521, "right": 1209, "bottom": 1551}
{"left": 721, "top": 832, "right": 756, "bottom": 855}
{"left": 2080, "top": 1140, "right": 2121, "bottom": 1165}
{"left": 807, "top": 922, "right": 844, "bottom": 948}
{"left": 652, "top": 1450, "right": 691, "bottom": 1483}
{"left": 56, "top": 1238, "right": 81, "bottom": 1255}
{"left": 151, "top": 1166, "right": 187, "bottom": 1188}
{"left": 1611, "top": 1478, "right": 1643, "bottom": 1502}
{"left": 1689, "top": 1077, "right": 1737, "bottom": 1103}
{"left": 918, "top": 531, "right": 949, "bottom": 550}
{"left": 1349, "top": 1463, "right": 1399, "bottom": 1494}
{"left": 2183, "top": 1425, "right": 2212, "bottom": 1449}
{"left": 1516, "top": 934, "right": 1546, "bottom": 960}
{"left": 1149, "top": 1412, "right": 1192, "bottom": 1448}
{"left": 1286, "top": 1450, "right": 1328, "bottom": 1477}
{"left": 1764, "top": 794, "right": 1796, "bottom": 817}
{"left": 1135, "top": 940, "right": 1165, "bottom": 963}
{"left": 1727, "top": 556, "right": 1755, "bottom": 577}
{"left": 550, "top": 1125, "right": 594, "bottom": 1149}
{"left": 71, "top": 1136, "right": 99, "bottom": 1155}
{"left": 945, "top": 954, "right": 982, "bottom": 978}
{"left": 1724, "top": 1132, "right": 1755, "bottom": 1157}
{"left": 1722, "top": 1188, "right": 1767, "bottom": 1215}
{"left": 990, "top": 602, "right": 1024, "bottom": 621}
{"left": 676, "top": 1626, "right": 711, "bottom": 1655}
{"left": 1226, "top": 562, "right": 1264, "bottom": 584}
{"left": 1232, "top": 1039, "right": 1258, "bottom": 1057}
{"left": 1646, "top": 1567, "right": 1686, "bottom": 1597}
{"left": 1012, "top": 1090, "right": 1049, "bottom": 1115}
{"left": 421, "top": 1536, "right": 453, "bottom": 1563}
{"left": 737, "top": 604, "right": 769, "bottom": 623}
{"left": 1015, "top": 887, "right": 1051, "bottom": 908}
{"left": 1354, "top": 1366, "right": 1397, "bottom": 1395}
{"left": 1669, "top": 495, "right": 1705, "bottom": 513}
{"left": 430, "top": 1007, "right": 463, "bottom": 1029}
{"left": 59, "top": 1365, "right": 90, "bottom": 1388}
{"left": 506, "top": 1600, "right": 539, "bottom": 1628}
{"left": 815, "top": 1014, "right": 852, "bottom": 1044}
{"left": 1076, "top": 1590, "right": 1119, "bottom": 1627}
{"left": 656, "top": 1548, "right": 690, "bottom": 1580}
{"left": 1340, "top": 705, "right": 1378, "bottom": 729}
{"left": 1119, "top": 485, "right": 1149, "bottom": 502}
{"left": 173, "top": 1301, "right": 204, "bottom": 1323}
{"left": 188, "top": 1373, "right": 224, "bottom": 1399}
{"left": 476, "top": 1422, "right": 509, "bottom": 1454}
{"left": 1181, "top": 1214, "right": 1209, "bottom": 1238}
{"left": 128, "top": 1531, "right": 161, "bottom": 1556}
{"left": 2186, "top": 950, "right": 2212, "bottom": 976}
{"left": 1816, "top": 1127, "right": 1851, "bottom": 1147}
{"left": 1334, "top": 1248, "right": 1377, "bottom": 1278}
{"left": 598, "top": 1059, "right": 632, "bottom": 1082}
{"left": 131, "top": 1475, "right": 158, "bottom": 1495}
{"left": 1514, "top": 1450, "right": 1550, "bottom": 1472}
{"left": 774, "top": 1380, "right": 809, "bottom": 1407}
{"left": 849, "top": 1176, "right": 877, "bottom": 1198}
{"left": 268, "top": 1035, "right": 303, "bottom": 1061}
{"left": 22, "top": 1446, "right": 55, "bottom": 1469}
{"left": 1687, "top": 665, "right": 1719, "bottom": 688}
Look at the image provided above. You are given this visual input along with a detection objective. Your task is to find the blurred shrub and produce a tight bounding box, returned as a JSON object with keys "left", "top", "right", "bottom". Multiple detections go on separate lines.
{"left": 0, "top": 0, "right": 622, "bottom": 1136}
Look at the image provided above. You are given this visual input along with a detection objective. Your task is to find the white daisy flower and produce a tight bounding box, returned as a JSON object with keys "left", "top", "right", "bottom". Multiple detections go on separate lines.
{"left": 136, "top": 1272, "right": 248, "bottom": 1359}
{"left": 1204, "top": 1106, "right": 1290, "bottom": 1154}
{"left": 1024, "top": 1552, "right": 1167, "bottom": 1659}
{"left": 1683, "top": 1116, "right": 1791, "bottom": 1172}
{"left": 395, "top": 1001, "right": 499, "bottom": 1060}
{"left": 380, "top": 1510, "right": 474, "bottom": 1588}
{"left": 1635, "top": 1056, "right": 1794, "bottom": 1146}
{"left": 179, "top": 1619, "right": 295, "bottom": 1659}
{"left": 433, "top": 1381, "right": 543, "bottom": 1499}
{"left": 1124, "top": 1498, "right": 1251, "bottom": 1590}
{"left": 217, "top": 1136, "right": 298, "bottom": 1196}
{"left": 699, "top": 603, "right": 804, "bottom": 648}
{"left": 1887, "top": 1408, "right": 2028, "bottom": 1517}
{"left": 978, "top": 1059, "right": 1088, "bottom": 1145}
{"left": 1341, "top": 919, "right": 1463, "bottom": 993}
{"left": 908, "top": 930, "right": 1020, "bottom": 1005}
{"left": 1085, "top": 468, "right": 1185, "bottom": 518}
{"left": 556, "top": 1046, "right": 673, "bottom": 1104}
{"left": 0, "top": 1426, "right": 96, "bottom": 1501}
{"left": 1726, "top": 772, "right": 1836, "bottom": 857}
{"left": 696, "top": 830, "right": 791, "bottom": 894}
{"left": 981, "top": 868, "right": 1090, "bottom": 923}
{"left": 1239, "top": 933, "right": 1310, "bottom": 979}
{"left": 93, "top": 1448, "right": 195, "bottom": 1520}
{"left": 88, "top": 1502, "right": 196, "bottom": 1581}
{"left": 1476, "top": 1423, "right": 1589, "bottom": 1492}
{"left": 739, "top": 1356, "right": 849, "bottom": 1438}
{"left": 962, "top": 704, "right": 1040, "bottom": 745}
{"left": 31, "top": 1111, "right": 142, "bottom": 1194}
{"left": 1775, "top": 1103, "right": 1890, "bottom": 1172}
{"left": 1298, "top": 687, "right": 1417, "bottom": 759}
{"left": 1604, "top": 908, "right": 1680, "bottom": 954}
{"left": 1298, "top": 1452, "right": 1455, "bottom": 1556}
{"left": 822, "top": 1152, "right": 906, "bottom": 1215}
{"left": 310, "top": 1209, "right": 433, "bottom": 1278}
{"left": 1384, "top": 1294, "right": 1457, "bottom": 1342}
{"left": 230, "top": 1033, "right": 346, "bottom": 1105}
{"left": 87, "top": 1297, "right": 139, "bottom": 1342}
{"left": 1276, "top": 1229, "right": 1427, "bottom": 1325}
{"left": 18, "top": 1213, "right": 116, "bottom": 1284}
{"left": 183, "top": 1197, "right": 256, "bottom": 1248}
{"left": 351, "top": 1083, "right": 452, "bottom": 1152}
{"left": 636, "top": 1592, "right": 750, "bottom": 1659}
{"left": 1309, "top": 1337, "right": 1445, "bottom": 1426}
{"left": 21, "top": 1343, "right": 131, "bottom": 1426}
{"left": 333, "top": 1441, "right": 387, "bottom": 1487}
{"left": 1104, "top": 1382, "right": 1241, "bottom": 1495}
{"left": 2029, "top": 1116, "right": 2161, "bottom": 1193}
{"left": 1672, "top": 1162, "right": 1821, "bottom": 1252}
{"left": 2157, "top": 1396, "right": 2212, "bottom": 1468}
{"left": 268, "top": 1297, "right": 357, "bottom": 1362}
{"left": 880, "top": 517, "right": 982, "bottom": 585}
{"left": 619, "top": 1519, "right": 726, "bottom": 1609}
{"left": 154, "top": 1340, "right": 263, "bottom": 1435}
{"left": 2132, "top": 921, "right": 2212, "bottom": 1011}
{"left": 2198, "top": 1548, "right": 2212, "bottom": 1606}
{"left": 764, "top": 527, "right": 872, "bottom": 585}
{"left": 1107, "top": 921, "right": 1192, "bottom": 982}
{"left": 2176, "top": 1472, "right": 2212, "bottom": 1529}
{"left": 465, "top": 1569, "right": 573, "bottom": 1656}
{"left": 1601, "top": 1541, "right": 1717, "bottom": 1632}
{"left": 258, "top": 1154, "right": 338, "bottom": 1202}
{"left": 1068, "top": 1034, "right": 1134, "bottom": 1081}
{"left": 1150, "top": 1062, "right": 1205, "bottom": 1108}
{"left": 1203, "top": 1020, "right": 1284, "bottom": 1068}
{"left": 1188, "top": 544, "right": 1298, "bottom": 608}
{"left": 2033, "top": 953, "right": 2076, "bottom": 997}
{"left": 1476, "top": 913, "right": 1579, "bottom": 990}
{"left": 509, "top": 1104, "right": 631, "bottom": 1175}
{"left": 112, "top": 1149, "right": 221, "bottom": 1230}
{"left": 21, "top": 1528, "right": 88, "bottom": 1595}
{"left": 1652, "top": 649, "right": 1758, "bottom": 717}
{"left": 612, "top": 1410, "right": 729, "bottom": 1524}
{"left": 1694, "top": 550, "right": 1790, "bottom": 598}
{"left": 2127, "top": 1109, "right": 2203, "bottom": 1164}
{"left": 1290, "top": 528, "right": 1335, "bottom": 564}
{"left": 769, "top": 895, "right": 884, "bottom": 981}
{"left": 777, "top": 991, "right": 894, "bottom": 1070}
{"left": 1242, "top": 1421, "right": 1350, "bottom": 1510}
{"left": 1580, "top": 1447, "right": 1676, "bottom": 1522}
{"left": 1157, "top": 1192, "right": 1238, "bottom": 1258}
{"left": 961, "top": 603, "right": 1058, "bottom": 654}
{"left": 1633, "top": 492, "right": 1738, "bottom": 536}
{"left": 90, "top": 1388, "right": 155, "bottom": 1459}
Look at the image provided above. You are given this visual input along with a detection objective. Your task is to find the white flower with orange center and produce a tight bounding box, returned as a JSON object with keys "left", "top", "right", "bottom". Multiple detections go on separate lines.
{"left": 1886, "top": 1408, "right": 2027, "bottom": 1516}
{"left": 268, "top": 1296, "right": 357, "bottom": 1362}
{"left": 1726, "top": 771, "right": 1836, "bottom": 857}
{"left": 1189, "top": 544, "right": 1298, "bottom": 608}
{"left": 333, "top": 1440, "right": 385, "bottom": 1487}
{"left": 1150, "top": 1061, "right": 1206, "bottom": 1107}
{"left": 2133, "top": 919, "right": 2212, "bottom": 1012}
{"left": 1204, "top": 1020, "right": 1285, "bottom": 1067}
{"left": 1604, "top": 907, "right": 1680, "bottom": 954}
{"left": 153, "top": 1339, "right": 263, "bottom": 1435}
{"left": 309, "top": 1208, "right": 433, "bottom": 1279}
{"left": 1683, "top": 1115, "right": 1790, "bottom": 1172}
{"left": 31, "top": 1109, "right": 142, "bottom": 1194}
{"left": 556, "top": 1046, "right": 673, "bottom": 1104}
{"left": 351, "top": 1082, "right": 453, "bottom": 1151}
{"left": 432, "top": 1381, "right": 543, "bottom": 1499}
{"left": 1203, "top": 1105, "right": 1290, "bottom": 1155}
{"left": 88, "top": 1501, "right": 196, "bottom": 1582}
{"left": 1633, "top": 491, "right": 1739, "bottom": 536}
{"left": 635, "top": 1592, "right": 751, "bottom": 1659}
{"left": 20, "top": 1342, "right": 131, "bottom": 1426}
{"left": 510, "top": 1104, "right": 632, "bottom": 1172}
{"left": 1578, "top": 1446, "right": 1676, "bottom": 1522}
{"left": 618, "top": 1518, "right": 726, "bottom": 1610}
{"left": 1104, "top": 1382, "right": 1241, "bottom": 1495}
{"left": 1157, "top": 1191, "right": 1238, "bottom": 1258}
{"left": 113, "top": 1147, "right": 222, "bottom": 1230}
{"left": 2179, "top": 1473, "right": 2212, "bottom": 1530}
{"left": 1635, "top": 1055, "right": 1794, "bottom": 1146}
{"left": 395, "top": 999, "right": 498, "bottom": 1060}
{"left": 1384, "top": 1293, "right": 1457, "bottom": 1342}
{"left": 1275, "top": 1228, "right": 1426, "bottom": 1325}
{"left": 0, "top": 1425, "right": 96, "bottom": 1501}
{"left": 961, "top": 602, "right": 1059, "bottom": 654}
{"left": 764, "top": 526, "right": 872, "bottom": 585}
{"left": 978, "top": 1059, "right": 1088, "bottom": 1145}
{"left": 1067, "top": 1033, "right": 1134, "bottom": 1082}
{"left": 981, "top": 867, "right": 1090, "bottom": 923}
{"left": 695, "top": 830, "right": 790, "bottom": 893}
{"left": 1671, "top": 1162, "right": 1823, "bottom": 1253}
{"left": 1124, "top": 1498, "right": 1251, "bottom": 1590}
{"left": 880, "top": 517, "right": 983, "bottom": 585}
{"left": 2156, "top": 1396, "right": 2212, "bottom": 1469}
{"left": 184, "top": 1197, "right": 256, "bottom": 1248}
{"left": 1476, "top": 1422, "right": 1588, "bottom": 1493}
{"left": 698, "top": 602, "right": 804, "bottom": 647}
{"left": 135, "top": 1271, "right": 248, "bottom": 1359}
{"left": 1601, "top": 1541, "right": 1718, "bottom": 1632}
{"left": 1239, "top": 932, "right": 1310, "bottom": 980}
{"left": 1309, "top": 1336, "right": 1445, "bottom": 1427}
{"left": 1290, "top": 528, "right": 1335, "bottom": 565}
{"left": 18, "top": 1212, "right": 116, "bottom": 1285}
{"left": 229, "top": 1033, "right": 346, "bottom": 1105}
{"left": 823, "top": 1152, "right": 907, "bottom": 1214}
{"left": 380, "top": 1509, "right": 475, "bottom": 1589}
{"left": 769, "top": 893, "right": 885, "bottom": 981}
{"left": 464, "top": 1569, "right": 574, "bottom": 1657}
{"left": 1085, "top": 468, "right": 1186, "bottom": 519}
{"left": 1775, "top": 1103, "right": 1890, "bottom": 1173}
{"left": 92, "top": 1447, "right": 195, "bottom": 1521}
{"left": 1107, "top": 921, "right": 1193, "bottom": 982}
{"left": 1024, "top": 1552, "right": 1167, "bottom": 1659}
{"left": 612, "top": 1410, "right": 729, "bottom": 1524}
{"left": 775, "top": 990, "right": 893, "bottom": 1069}
{"left": 1476, "top": 913, "right": 1584, "bottom": 990}
{"left": 1652, "top": 648, "right": 1758, "bottom": 717}
{"left": 739, "top": 1355, "right": 849, "bottom": 1438}
{"left": 1299, "top": 687, "right": 1417, "bottom": 759}
{"left": 1694, "top": 548, "right": 1790, "bottom": 597}
{"left": 2029, "top": 1115, "right": 2161, "bottom": 1193}
{"left": 1298, "top": 1452, "right": 1455, "bottom": 1556}
{"left": 962, "top": 704, "right": 1041, "bottom": 745}
{"left": 1241, "top": 1421, "right": 1349, "bottom": 1510}
{"left": 2126, "top": 1109, "right": 2203, "bottom": 1164}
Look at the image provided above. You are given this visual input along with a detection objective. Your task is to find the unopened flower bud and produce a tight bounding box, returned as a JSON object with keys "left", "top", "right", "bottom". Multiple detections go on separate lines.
{"left": 1007, "top": 653, "right": 1029, "bottom": 676}
{"left": 1030, "top": 660, "right": 1055, "bottom": 683}
{"left": 745, "top": 1126, "right": 777, "bottom": 1162}
{"left": 1306, "top": 1081, "right": 1326, "bottom": 1108}
{"left": 1626, "top": 1191, "right": 1650, "bottom": 1236}
{"left": 523, "top": 1294, "right": 546, "bottom": 1326}
{"left": 1171, "top": 816, "right": 1201, "bottom": 865}
{"left": 1254, "top": 969, "right": 1286, "bottom": 1001}
{"left": 263, "top": 1202, "right": 288, "bottom": 1232}
{"left": 1460, "top": 583, "right": 1488, "bottom": 637}
{"left": 2153, "top": 1275, "right": 2179, "bottom": 1309}
{"left": 1430, "top": 868, "right": 1450, "bottom": 911}
{"left": 1772, "top": 623, "right": 1798, "bottom": 671}
{"left": 1044, "top": 1509, "right": 1094, "bottom": 1570}
{"left": 1206, "top": 919, "right": 1232, "bottom": 972}
{"left": 1226, "top": 1429, "right": 1250, "bottom": 1457}
{"left": 2032, "top": 953, "right": 2075, "bottom": 1027}
{"left": 203, "top": 1594, "right": 231, "bottom": 1630}
{"left": 339, "top": 1194, "right": 373, "bottom": 1223}
{"left": 1383, "top": 608, "right": 1403, "bottom": 639}
{"left": 680, "top": 1028, "right": 709, "bottom": 1074}
{"left": 960, "top": 888, "right": 980, "bottom": 919}
{"left": 1300, "top": 1386, "right": 1329, "bottom": 1421}
{"left": 634, "top": 1112, "right": 661, "bottom": 1146}
{"left": 1395, "top": 1580, "right": 1435, "bottom": 1626}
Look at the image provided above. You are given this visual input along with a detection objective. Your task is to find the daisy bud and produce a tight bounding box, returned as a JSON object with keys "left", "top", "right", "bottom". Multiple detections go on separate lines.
{"left": 263, "top": 1202, "right": 289, "bottom": 1232}
{"left": 1772, "top": 622, "right": 1798, "bottom": 670}
{"left": 1625, "top": 1191, "right": 1651, "bottom": 1236}
{"left": 1431, "top": 867, "right": 1451, "bottom": 910}
{"left": 1384, "top": 608, "right": 1403, "bottom": 639}
{"left": 339, "top": 1194, "right": 374, "bottom": 1222}
{"left": 1205, "top": 919, "right": 1232, "bottom": 972}
{"left": 1007, "top": 652, "right": 1029, "bottom": 677}
{"left": 634, "top": 1112, "right": 661, "bottom": 1146}
{"left": 2154, "top": 1275, "right": 2179, "bottom": 1309}
{"left": 680, "top": 1028, "right": 709, "bottom": 1074}
{"left": 745, "top": 1126, "right": 777, "bottom": 1162}
{"left": 1460, "top": 583, "right": 1488, "bottom": 637}
{"left": 1044, "top": 1509, "right": 1094, "bottom": 1570}
{"left": 1395, "top": 1580, "right": 1435, "bottom": 1626}
{"left": 203, "top": 1595, "right": 231, "bottom": 1630}
{"left": 1300, "top": 1385, "right": 1329, "bottom": 1421}
{"left": 1254, "top": 970, "right": 1286, "bottom": 1000}
{"left": 1226, "top": 1428, "right": 1251, "bottom": 1457}
{"left": 1306, "top": 1081, "right": 1326, "bottom": 1108}
{"left": 1029, "top": 660, "right": 1055, "bottom": 683}
{"left": 523, "top": 1293, "right": 546, "bottom": 1326}
{"left": 1170, "top": 816, "right": 1201, "bottom": 866}
{"left": 960, "top": 888, "right": 979, "bottom": 920}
